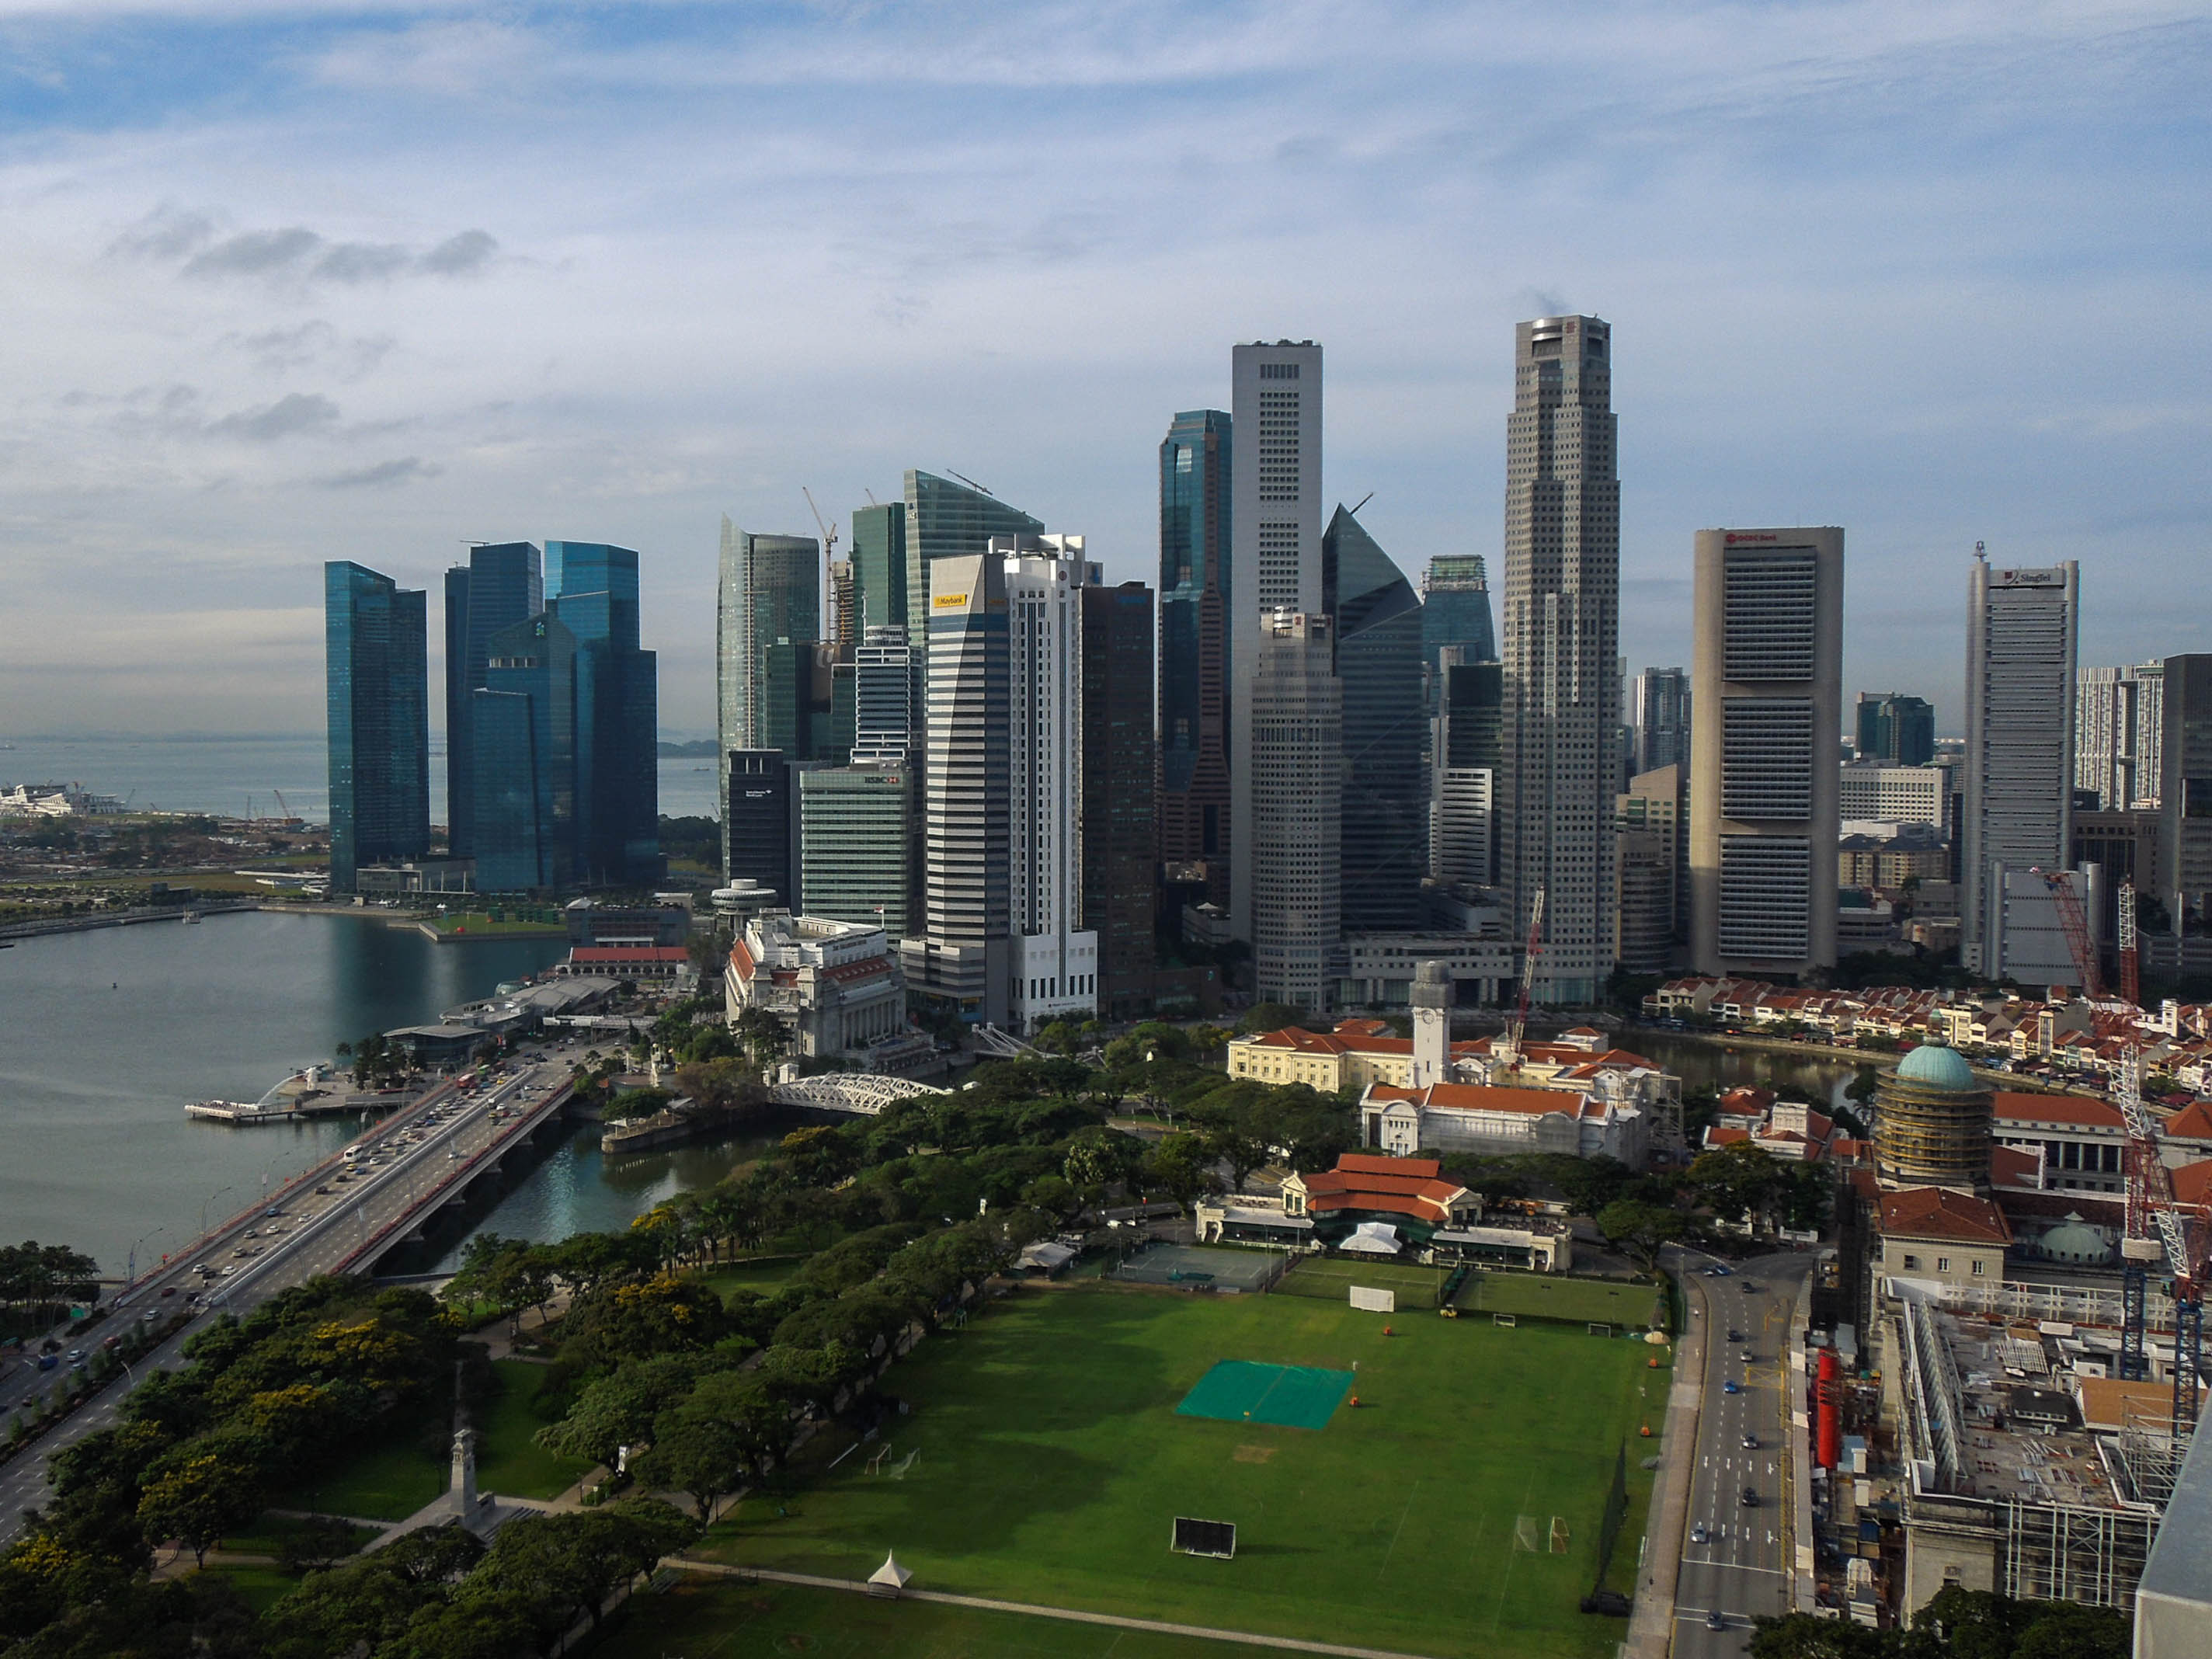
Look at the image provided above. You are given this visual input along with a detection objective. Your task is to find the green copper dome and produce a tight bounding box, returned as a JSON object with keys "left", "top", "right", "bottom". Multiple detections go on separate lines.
{"left": 1896, "top": 1043, "right": 1977, "bottom": 1091}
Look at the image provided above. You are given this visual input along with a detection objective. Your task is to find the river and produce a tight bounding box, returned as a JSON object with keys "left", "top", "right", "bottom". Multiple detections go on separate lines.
{"left": 0, "top": 909, "right": 763, "bottom": 1279}
{"left": 1569, "top": 1026, "right": 1871, "bottom": 1112}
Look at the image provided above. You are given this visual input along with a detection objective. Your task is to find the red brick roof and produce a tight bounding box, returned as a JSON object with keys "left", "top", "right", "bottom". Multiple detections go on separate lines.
{"left": 1992, "top": 1091, "right": 2124, "bottom": 1131}
{"left": 1990, "top": 1145, "right": 2043, "bottom": 1190}
{"left": 1298, "top": 1155, "right": 1469, "bottom": 1225}
{"left": 2164, "top": 1102, "right": 2212, "bottom": 1142}
{"left": 1337, "top": 1153, "right": 1442, "bottom": 1179}
{"left": 574, "top": 945, "right": 690, "bottom": 963}
{"left": 1878, "top": 1187, "right": 2013, "bottom": 1246}
{"left": 2172, "top": 1160, "right": 2212, "bottom": 1212}
{"left": 1369, "top": 1082, "right": 1583, "bottom": 1118}
{"left": 729, "top": 939, "right": 756, "bottom": 979}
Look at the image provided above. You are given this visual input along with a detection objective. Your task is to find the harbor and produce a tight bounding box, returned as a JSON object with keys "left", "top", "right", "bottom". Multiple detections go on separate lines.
{"left": 183, "top": 1065, "right": 409, "bottom": 1124}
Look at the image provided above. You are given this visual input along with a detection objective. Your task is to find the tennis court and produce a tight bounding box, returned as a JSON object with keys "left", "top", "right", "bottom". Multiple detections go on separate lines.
{"left": 1110, "top": 1243, "right": 1285, "bottom": 1292}
{"left": 1175, "top": 1359, "right": 1355, "bottom": 1430}
{"left": 1275, "top": 1255, "right": 1445, "bottom": 1309}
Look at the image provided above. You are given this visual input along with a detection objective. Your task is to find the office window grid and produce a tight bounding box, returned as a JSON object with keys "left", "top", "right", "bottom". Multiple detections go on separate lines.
{"left": 1718, "top": 836, "right": 1812, "bottom": 959}
{"left": 1723, "top": 548, "right": 1818, "bottom": 680}
{"left": 1721, "top": 698, "right": 1815, "bottom": 819}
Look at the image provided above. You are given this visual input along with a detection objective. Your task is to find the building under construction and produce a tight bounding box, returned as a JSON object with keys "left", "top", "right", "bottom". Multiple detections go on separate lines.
{"left": 1873, "top": 1042, "right": 1994, "bottom": 1191}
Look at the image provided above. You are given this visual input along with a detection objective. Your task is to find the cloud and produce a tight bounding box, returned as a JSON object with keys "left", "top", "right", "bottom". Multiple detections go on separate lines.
{"left": 315, "top": 455, "right": 438, "bottom": 489}
{"left": 420, "top": 229, "right": 496, "bottom": 275}
{"left": 185, "top": 226, "right": 322, "bottom": 276}
{"left": 206, "top": 392, "right": 341, "bottom": 441}
{"left": 118, "top": 213, "right": 501, "bottom": 286}
{"left": 107, "top": 207, "right": 216, "bottom": 261}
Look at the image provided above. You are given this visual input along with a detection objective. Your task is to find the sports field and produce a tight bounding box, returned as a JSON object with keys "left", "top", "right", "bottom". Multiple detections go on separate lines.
{"left": 700, "top": 1285, "right": 1664, "bottom": 1658}
{"left": 1276, "top": 1254, "right": 1451, "bottom": 1308}
{"left": 1453, "top": 1271, "right": 1664, "bottom": 1330}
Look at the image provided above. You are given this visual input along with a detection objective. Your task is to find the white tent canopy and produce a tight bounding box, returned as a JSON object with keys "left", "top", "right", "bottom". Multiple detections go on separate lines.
{"left": 869, "top": 1552, "right": 913, "bottom": 1590}
{"left": 1341, "top": 1221, "right": 1402, "bottom": 1255}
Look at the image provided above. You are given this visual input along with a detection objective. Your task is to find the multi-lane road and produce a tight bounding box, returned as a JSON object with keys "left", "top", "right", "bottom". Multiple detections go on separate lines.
{"left": 0, "top": 1042, "right": 590, "bottom": 1545}
{"left": 1671, "top": 1249, "right": 1810, "bottom": 1657}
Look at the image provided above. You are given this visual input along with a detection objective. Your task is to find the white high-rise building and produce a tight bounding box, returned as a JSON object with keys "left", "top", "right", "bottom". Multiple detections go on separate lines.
{"left": 1689, "top": 527, "right": 1845, "bottom": 979}
{"left": 1498, "top": 315, "right": 1619, "bottom": 1003}
{"left": 2075, "top": 663, "right": 2163, "bottom": 812}
{"left": 1229, "top": 339, "right": 1323, "bottom": 946}
{"left": 1001, "top": 535, "right": 1099, "bottom": 1028}
{"left": 851, "top": 624, "right": 914, "bottom": 765}
{"left": 1249, "top": 610, "right": 1341, "bottom": 1013}
{"left": 1838, "top": 763, "right": 1945, "bottom": 829}
{"left": 1962, "top": 554, "right": 2079, "bottom": 976}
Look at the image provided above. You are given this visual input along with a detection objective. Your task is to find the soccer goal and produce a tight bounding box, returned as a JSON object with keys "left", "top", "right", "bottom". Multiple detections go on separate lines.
{"left": 1588, "top": 1322, "right": 1615, "bottom": 1337}
{"left": 1349, "top": 1285, "right": 1395, "bottom": 1313}
{"left": 1494, "top": 1312, "right": 1518, "bottom": 1327}
{"left": 1172, "top": 1517, "right": 1236, "bottom": 1559}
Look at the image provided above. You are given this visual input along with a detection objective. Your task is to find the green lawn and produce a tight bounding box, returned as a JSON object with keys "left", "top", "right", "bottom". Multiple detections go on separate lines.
{"left": 477, "top": 1359, "right": 593, "bottom": 1499}
{"left": 196, "top": 1563, "right": 301, "bottom": 1614}
{"left": 271, "top": 1419, "right": 446, "bottom": 1521}
{"left": 592, "top": 1576, "right": 1303, "bottom": 1658}
{"left": 427, "top": 911, "right": 568, "bottom": 938}
{"left": 701, "top": 1257, "right": 805, "bottom": 1299}
{"left": 220, "top": 1514, "right": 378, "bottom": 1558}
{"left": 695, "top": 1285, "right": 1662, "bottom": 1659}
{"left": 1452, "top": 1271, "right": 1664, "bottom": 1330}
{"left": 1274, "top": 1254, "right": 1455, "bottom": 1309}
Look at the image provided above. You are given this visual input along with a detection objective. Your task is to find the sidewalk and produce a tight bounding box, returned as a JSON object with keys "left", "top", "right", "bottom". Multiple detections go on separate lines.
{"left": 1626, "top": 1260, "right": 1707, "bottom": 1659}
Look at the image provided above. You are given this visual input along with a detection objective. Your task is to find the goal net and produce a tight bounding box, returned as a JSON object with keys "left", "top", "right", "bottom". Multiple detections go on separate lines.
{"left": 1349, "top": 1286, "right": 1395, "bottom": 1313}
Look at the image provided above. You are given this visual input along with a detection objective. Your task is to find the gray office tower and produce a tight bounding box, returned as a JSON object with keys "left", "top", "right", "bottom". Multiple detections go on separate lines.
{"left": 716, "top": 519, "right": 820, "bottom": 878}
{"left": 1689, "top": 528, "right": 1845, "bottom": 979}
{"left": 1159, "top": 409, "right": 1233, "bottom": 903}
{"left": 443, "top": 541, "right": 542, "bottom": 858}
{"left": 1962, "top": 555, "right": 2078, "bottom": 976}
{"left": 1229, "top": 340, "right": 1325, "bottom": 946}
{"left": 2160, "top": 656, "right": 2212, "bottom": 925}
{"left": 1497, "top": 316, "right": 1620, "bottom": 1003}
{"left": 1634, "top": 666, "right": 1690, "bottom": 774}
{"left": 1323, "top": 505, "right": 1425, "bottom": 930}
{"left": 1249, "top": 611, "right": 1341, "bottom": 1012}
{"left": 326, "top": 562, "right": 430, "bottom": 892}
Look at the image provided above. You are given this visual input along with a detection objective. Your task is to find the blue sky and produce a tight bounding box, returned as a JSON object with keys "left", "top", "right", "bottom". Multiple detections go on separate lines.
{"left": 0, "top": 0, "right": 2206, "bottom": 736}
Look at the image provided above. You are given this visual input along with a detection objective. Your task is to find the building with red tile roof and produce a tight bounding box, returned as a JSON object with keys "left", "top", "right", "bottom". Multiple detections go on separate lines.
{"left": 558, "top": 944, "right": 694, "bottom": 980}
{"left": 725, "top": 912, "right": 909, "bottom": 1064}
{"left": 1359, "top": 1079, "right": 1647, "bottom": 1166}
{"left": 1876, "top": 1187, "right": 2012, "bottom": 1288}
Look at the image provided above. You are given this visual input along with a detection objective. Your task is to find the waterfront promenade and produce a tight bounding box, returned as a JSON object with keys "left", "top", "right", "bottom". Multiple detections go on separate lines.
{"left": 0, "top": 1046, "right": 584, "bottom": 1548}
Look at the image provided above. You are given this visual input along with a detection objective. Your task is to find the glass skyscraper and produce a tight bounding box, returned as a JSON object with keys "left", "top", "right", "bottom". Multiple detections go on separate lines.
{"left": 443, "top": 541, "right": 542, "bottom": 860}
{"left": 1420, "top": 555, "right": 1496, "bottom": 669}
{"left": 325, "top": 561, "right": 430, "bottom": 891}
{"left": 1324, "top": 506, "right": 1426, "bottom": 931}
{"left": 849, "top": 502, "right": 909, "bottom": 638}
{"left": 903, "top": 470, "right": 1042, "bottom": 704}
{"left": 1158, "top": 409, "right": 1232, "bottom": 899}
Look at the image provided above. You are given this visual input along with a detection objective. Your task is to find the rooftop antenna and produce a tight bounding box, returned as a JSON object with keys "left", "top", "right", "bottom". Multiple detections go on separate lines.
{"left": 1350, "top": 491, "right": 1375, "bottom": 516}
{"left": 460, "top": 540, "right": 489, "bottom": 548}
{"left": 1974, "top": 539, "right": 1987, "bottom": 561}
{"left": 945, "top": 470, "right": 993, "bottom": 497}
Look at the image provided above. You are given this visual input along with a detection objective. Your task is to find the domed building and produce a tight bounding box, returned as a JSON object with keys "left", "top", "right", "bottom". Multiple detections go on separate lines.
{"left": 1874, "top": 1040, "right": 1994, "bottom": 1191}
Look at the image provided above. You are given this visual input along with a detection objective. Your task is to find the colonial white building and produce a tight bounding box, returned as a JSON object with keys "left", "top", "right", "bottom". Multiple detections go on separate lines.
{"left": 727, "top": 913, "right": 908, "bottom": 1063}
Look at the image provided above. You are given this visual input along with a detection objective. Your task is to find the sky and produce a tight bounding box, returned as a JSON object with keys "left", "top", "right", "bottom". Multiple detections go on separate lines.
{"left": 0, "top": 0, "right": 2206, "bottom": 740}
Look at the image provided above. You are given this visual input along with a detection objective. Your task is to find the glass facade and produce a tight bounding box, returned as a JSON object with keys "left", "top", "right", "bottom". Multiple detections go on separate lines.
{"left": 545, "top": 542, "right": 661, "bottom": 888}
{"left": 800, "top": 763, "right": 916, "bottom": 938}
{"left": 474, "top": 612, "right": 576, "bottom": 892}
{"left": 726, "top": 750, "right": 795, "bottom": 905}
{"left": 1420, "top": 554, "right": 1496, "bottom": 669}
{"left": 849, "top": 503, "right": 909, "bottom": 636}
{"left": 1856, "top": 692, "right": 1936, "bottom": 766}
{"left": 325, "top": 562, "right": 430, "bottom": 891}
{"left": 1082, "top": 582, "right": 1159, "bottom": 1018}
{"left": 903, "top": 469, "right": 1042, "bottom": 703}
{"left": 1158, "top": 410, "right": 1232, "bottom": 892}
{"left": 1324, "top": 506, "right": 1427, "bottom": 931}
{"left": 443, "top": 542, "right": 543, "bottom": 859}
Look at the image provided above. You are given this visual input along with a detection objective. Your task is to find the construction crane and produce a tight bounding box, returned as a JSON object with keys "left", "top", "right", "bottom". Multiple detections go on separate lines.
{"left": 2033, "top": 867, "right": 2103, "bottom": 1000}
{"left": 802, "top": 488, "right": 839, "bottom": 563}
{"left": 2120, "top": 876, "right": 2142, "bottom": 1009}
{"left": 1501, "top": 886, "right": 1546, "bottom": 1066}
{"left": 271, "top": 788, "right": 294, "bottom": 823}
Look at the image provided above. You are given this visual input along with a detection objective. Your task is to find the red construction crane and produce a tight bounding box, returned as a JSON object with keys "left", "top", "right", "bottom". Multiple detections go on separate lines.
{"left": 1503, "top": 886, "right": 1546, "bottom": 1064}
{"left": 2033, "top": 867, "right": 2102, "bottom": 1000}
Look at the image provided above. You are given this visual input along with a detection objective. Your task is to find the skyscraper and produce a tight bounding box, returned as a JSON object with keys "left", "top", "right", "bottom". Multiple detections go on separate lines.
{"left": 1083, "top": 580, "right": 1157, "bottom": 1021}
{"left": 544, "top": 541, "right": 661, "bottom": 887}
{"left": 1229, "top": 340, "right": 1324, "bottom": 946}
{"left": 1962, "top": 554, "right": 2078, "bottom": 976}
{"left": 1633, "top": 666, "right": 1690, "bottom": 775}
{"left": 1689, "top": 527, "right": 1845, "bottom": 979}
{"left": 1158, "top": 409, "right": 1233, "bottom": 901}
{"left": 1420, "top": 555, "right": 1496, "bottom": 669}
{"left": 443, "top": 541, "right": 542, "bottom": 860}
{"left": 1854, "top": 693, "right": 1936, "bottom": 766}
{"left": 717, "top": 520, "right": 820, "bottom": 874}
{"left": 1498, "top": 315, "right": 1620, "bottom": 1003}
{"left": 325, "top": 562, "right": 430, "bottom": 892}
{"left": 1324, "top": 505, "right": 1425, "bottom": 931}
{"left": 2159, "top": 655, "right": 2212, "bottom": 924}
{"left": 1616, "top": 766, "right": 1682, "bottom": 974}
{"left": 474, "top": 610, "right": 576, "bottom": 893}
{"left": 2077, "top": 663, "right": 2164, "bottom": 811}
{"left": 1431, "top": 652, "right": 1501, "bottom": 887}
{"left": 903, "top": 470, "right": 1042, "bottom": 703}
{"left": 853, "top": 624, "right": 915, "bottom": 764}
{"left": 849, "top": 502, "right": 909, "bottom": 638}
{"left": 1248, "top": 610, "right": 1341, "bottom": 1013}
{"left": 725, "top": 750, "right": 795, "bottom": 906}
{"left": 800, "top": 762, "right": 916, "bottom": 938}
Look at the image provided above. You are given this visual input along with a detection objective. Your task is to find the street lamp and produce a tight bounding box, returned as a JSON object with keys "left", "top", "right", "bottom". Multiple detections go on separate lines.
{"left": 200, "top": 1185, "right": 235, "bottom": 1237}
{"left": 123, "top": 1226, "right": 165, "bottom": 1299}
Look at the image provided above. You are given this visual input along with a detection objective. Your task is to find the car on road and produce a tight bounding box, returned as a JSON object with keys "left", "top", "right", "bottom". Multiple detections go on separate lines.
{"left": 1741, "top": 1282, "right": 1762, "bottom": 1293}
{"left": 315, "top": 1185, "right": 332, "bottom": 1195}
{"left": 1741, "top": 1486, "right": 1758, "bottom": 1508}
{"left": 1723, "top": 1380, "right": 1741, "bottom": 1394}
{"left": 1707, "top": 1609, "right": 1728, "bottom": 1631}
{"left": 1689, "top": 1521, "right": 1709, "bottom": 1544}
{"left": 1742, "top": 1433, "right": 1759, "bottom": 1449}
{"left": 1727, "top": 1328, "right": 1742, "bottom": 1342}
{"left": 159, "top": 1286, "right": 176, "bottom": 1298}
{"left": 1741, "top": 1350, "right": 1755, "bottom": 1365}
{"left": 263, "top": 1207, "right": 282, "bottom": 1218}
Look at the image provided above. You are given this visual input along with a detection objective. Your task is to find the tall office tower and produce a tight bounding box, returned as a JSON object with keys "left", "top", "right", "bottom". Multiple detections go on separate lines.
{"left": 1431, "top": 651, "right": 1501, "bottom": 886}
{"left": 717, "top": 520, "right": 820, "bottom": 874}
{"left": 1003, "top": 537, "right": 1098, "bottom": 1028}
{"left": 849, "top": 502, "right": 909, "bottom": 637}
{"left": 800, "top": 763, "right": 917, "bottom": 938}
{"left": 1248, "top": 611, "right": 1341, "bottom": 1013}
{"left": 903, "top": 551, "right": 1011, "bottom": 1025}
{"left": 2077, "top": 663, "right": 2165, "bottom": 810}
{"left": 1616, "top": 766, "right": 1682, "bottom": 973}
{"left": 2161, "top": 655, "right": 2212, "bottom": 924}
{"left": 827, "top": 559, "right": 857, "bottom": 656}
{"left": 1421, "top": 555, "right": 1497, "bottom": 668}
{"left": 474, "top": 611, "right": 576, "bottom": 892}
{"left": 853, "top": 625, "right": 915, "bottom": 763}
{"left": 1689, "top": 527, "right": 1844, "bottom": 979}
{"left": 543, "top": 541, "right": 661, "bottom": 886}
{"left": 1498, "top": 315, "right": 1619, "bottom": 1003}
{"left": 442, "top": 541, "right": 541, "bottom": 858}
{"left": 1633, "top": 666, "right": 1690, "bottom": 774}
{"left": 1323, "top": 505, "right": 1425, "bottom": 930}
{"left": 1854, "top": 692, "right": 1936, "bottom": 766}
{"left": 903, "top": 470, "right": 1042, "bottom": 704}
{"left": 1962, "top": 555, "right": 2078, "bottom": 976}
{"left": 725, "top": 750, "right": 795, "bottom": 906}
{"left": 816, "top": 646, "right": 856, "bottom": 765}
{"left": 1158, "top": 409, "right": 1233, "bottom": 902}
{"left": 1229, "top": 339, "right": 1324, "bottom": 944}
{"left": 325, "top": 562, "right": 430, "bottom": 892}
{"left": 1083, "top": 580, "right": 1158, "bottom": 1020}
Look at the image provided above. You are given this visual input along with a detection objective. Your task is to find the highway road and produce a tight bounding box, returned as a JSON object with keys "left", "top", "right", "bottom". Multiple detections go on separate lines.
{"left": 1670, "top": 1249, "right": 1810, "bottom": 1657}
{"left": 0, "top": 1039, "right": 593, "bottom": 1546}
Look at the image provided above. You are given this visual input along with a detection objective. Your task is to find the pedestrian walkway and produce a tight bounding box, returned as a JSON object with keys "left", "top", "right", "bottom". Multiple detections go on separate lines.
{"left": 673, "top": 1558, "right": 1447, "bottom": 1659}
{"left": 1626, "top": 1259, "right": 1706, "bottom": 1659}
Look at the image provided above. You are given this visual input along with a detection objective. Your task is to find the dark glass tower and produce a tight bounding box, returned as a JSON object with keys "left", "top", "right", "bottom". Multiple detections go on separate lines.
{"left": 443, "top": 542, "right": 542, "bottom": 859}
{"left": 1856, "top": 692, "right": 1936, "bottom": 766}
{"left": 1420, "top": 555, "right": 1496, "bottom": 668}
{"left": 1158, "top": 409, "right": 1232, "bottom": 902}
{"left": 1323, "top": 506, "right": 1426, "bottom": 932}
{"left": 475, "top": 611, "right": 577, "bottom": 892}
{"left": 545, "top": 542, "right": 661, "bottom": 888}
{"left": 725, "top": 750, "right": 796, "bottom": 906}
{"left": 849, "top": 502, "right": 909, "bottom": 637}
{"left": 325, "top": 562, "right": 430, "bottom": 891}
{"left": 1083, "top": 582, "right": 1158, "bottom": 1019}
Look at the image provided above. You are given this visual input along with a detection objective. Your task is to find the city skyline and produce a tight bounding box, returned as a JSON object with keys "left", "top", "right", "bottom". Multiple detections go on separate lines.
{"left": 3, "top": 3, "right": 2205, "bottom": 737}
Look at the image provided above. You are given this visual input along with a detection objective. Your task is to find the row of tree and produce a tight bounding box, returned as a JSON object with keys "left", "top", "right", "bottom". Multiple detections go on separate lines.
{"left": 0, "top": 1242, "right": 99, "bottom": 1334}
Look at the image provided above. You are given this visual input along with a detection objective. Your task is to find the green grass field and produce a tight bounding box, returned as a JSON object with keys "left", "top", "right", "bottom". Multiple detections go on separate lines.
{"left": 196, "top": 1563, "right": 301, "bottom": 1614}
{"left": 477, "top": 1359, "right": 593, "bottom": 1499}
{"left": 1450, "top": 1271, "right": 1664, "bottom": 1330}
{"left": 701, "top": 1257, "right": 805, "bottom": 1298}
{"left": 1275, "top": 1254, "right": 1453, "bottom": 1309}
{"left": 270, "top": 1419, "right": 445, "bottom": 1521}
{"left": 591, "top": 1577, "right": 1297, "bottom": 1658}
{"left": 220, "top": 1514, "right": 379, "bottom": 1558}
{"left": 697, "top": 1285, "right": 1663, "bottom": 1658}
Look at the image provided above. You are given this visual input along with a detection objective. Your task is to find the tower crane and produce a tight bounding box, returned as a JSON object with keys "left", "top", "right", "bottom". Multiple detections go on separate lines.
{"left": 802, "top": 488, "right": 839, "bottom": 563}
{"left": 1501, "top": 886, "right": 1545, "bottom": 1067}
{"left": 2120, "top": 876, "right": 2142, "bottom": 1009}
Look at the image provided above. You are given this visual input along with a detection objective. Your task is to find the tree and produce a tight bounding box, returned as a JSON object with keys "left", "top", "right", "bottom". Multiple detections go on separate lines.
{"left": 378, "top": 1522, "right": 487, "bottom": 1586}
{"left": 137, "top": 1449, "right": 263, "bottom": 1567}
{"left": 631, "top": 1415, "right": 751, "bottom": 1522}
{"left": 377, "top": 1591, "right": 537, "bottom": 1659}
{"left": 1145, "top": 1133, "right": 1222, "bottom": 1216}
{"left": 1064, "top": 1129, "right": 1144, "bottom": 1205}
{"left": 1595, "top": 1199, "right": 1687, "bottom": 1275}
{"left": 275, "top": 1515, "right": 362, "bottom": 1574}
{"left": 1748, "top": 1613, "right": 1894, "bottom": 1657}
{"left": 537, "top": 1354, "right": 702, "bottom": 1468}
{"left": 1686, "top": 1139, "right": 1785, "bottom": 1227}
{"left": 471, "top": 1500, "right": 699, "bottom": 1643}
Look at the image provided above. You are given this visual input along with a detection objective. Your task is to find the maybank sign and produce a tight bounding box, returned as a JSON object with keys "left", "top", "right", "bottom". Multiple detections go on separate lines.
{"left": 934, "top": 593, "right": 969, "bottom": 608}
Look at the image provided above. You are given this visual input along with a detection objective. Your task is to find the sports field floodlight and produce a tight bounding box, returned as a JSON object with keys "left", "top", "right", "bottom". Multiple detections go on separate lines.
{"left": 1172, "top": 1517, "right": 1236, "bottom": 1559}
